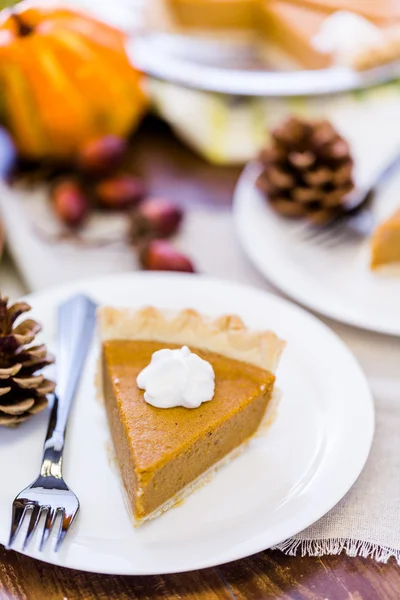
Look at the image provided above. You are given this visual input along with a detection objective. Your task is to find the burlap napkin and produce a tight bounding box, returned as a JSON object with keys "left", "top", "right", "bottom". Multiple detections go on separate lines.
{"left": 274, "top": 325, "right": 400, "bottom": 564}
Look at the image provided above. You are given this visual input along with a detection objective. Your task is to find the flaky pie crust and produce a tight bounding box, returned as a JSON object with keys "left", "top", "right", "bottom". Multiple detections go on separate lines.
{"left": 98, "top": 306, "right": 285, "bottom": 372}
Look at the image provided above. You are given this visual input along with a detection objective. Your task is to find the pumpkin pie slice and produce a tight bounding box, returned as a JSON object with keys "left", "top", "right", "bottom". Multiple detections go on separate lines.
{"left": 98, "top": 306, "right": 284, "bottom": 525}
{"left": 259, "top": 1, "right": 400, "bottom": 70}
{"left": 259, "top": 0, "right": 332, "bottom": 69}
{"left": 163, "top": 0, "right": 400, "bottom": 70}
{"left": 164, "top": 0, "right": 257, "bottom": 30}
{"left": 371, "top": 208, "right": 400, "bottom": 270}
{"left": 288, "top": 0, "right": 400, "bottom": 24}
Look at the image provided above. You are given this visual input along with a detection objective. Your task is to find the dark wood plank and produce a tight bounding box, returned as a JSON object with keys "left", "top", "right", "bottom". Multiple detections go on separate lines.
{"left": 219, "top": 551, "right": 400, "bottom": 600}
{"left": 131, "top": 115, "right": 241, "bottom": 208}
{"left": 0, "top": 546, "right": 231, "bottom": 600}
{"left": 1, "top": 545, "right": 400, "bottom": 600}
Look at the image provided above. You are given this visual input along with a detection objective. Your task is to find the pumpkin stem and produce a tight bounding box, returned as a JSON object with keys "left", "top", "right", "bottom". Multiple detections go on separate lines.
{"left": 11, "top": 14, "right": 33, "bottom": 37}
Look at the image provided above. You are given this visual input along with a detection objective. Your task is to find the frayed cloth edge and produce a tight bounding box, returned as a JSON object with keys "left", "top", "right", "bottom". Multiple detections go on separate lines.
{"left": 273, "top": 538, "right": 400, "bottom": 565}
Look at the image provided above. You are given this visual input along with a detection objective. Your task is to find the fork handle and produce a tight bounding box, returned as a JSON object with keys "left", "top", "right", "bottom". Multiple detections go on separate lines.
{"left": 41, "top": 295, "right": 97, "bottom": 474}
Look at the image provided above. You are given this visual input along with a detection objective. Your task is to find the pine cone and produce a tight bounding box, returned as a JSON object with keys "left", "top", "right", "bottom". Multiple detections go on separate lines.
{"left": 256, "top": 117, "right": 355, "bottom": 224}
{"left": 0, "top": 296, "right": 55, "bottom": 427}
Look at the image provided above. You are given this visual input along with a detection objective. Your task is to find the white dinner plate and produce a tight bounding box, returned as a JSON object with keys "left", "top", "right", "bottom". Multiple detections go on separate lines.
{"left": 129, "top": 34, "right": 400, "bottom": 97}
{"left": 0, "top": 272, "right": 374, "bottom": 575}
{"left": 234, "top": 164, "right": 400, "bottom": 336}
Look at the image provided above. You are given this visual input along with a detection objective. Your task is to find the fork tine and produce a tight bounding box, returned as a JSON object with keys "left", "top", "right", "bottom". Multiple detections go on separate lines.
{"left": 55, "top": 508, "right": 66, "bottom": 552}
{"left": 55, "top": 508, "right": 78, "bottom": 552}
{"left": 8, "top": 501, "right": 29, "bottom": 548}
{"left": 301, "top": 221, "right": 341, "bottom": 243}
{"left": 39, "top": 507, "right": 56, "bottom": 552}
{"left": 22, "top": 505, "right": 41, "bottom": 550}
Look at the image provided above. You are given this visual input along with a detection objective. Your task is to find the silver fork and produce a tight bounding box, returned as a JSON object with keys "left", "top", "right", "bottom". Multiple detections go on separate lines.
{"left": 7, "top": 294, "right": 97, "bottom": 553}
{"left": 301, "top": 148, "right": 400, "bottom": 245}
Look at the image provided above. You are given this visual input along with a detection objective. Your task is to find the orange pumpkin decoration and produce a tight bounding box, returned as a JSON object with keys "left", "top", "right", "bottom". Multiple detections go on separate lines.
{"left": 0, "top": 6, "right": 148, "bottom": 160}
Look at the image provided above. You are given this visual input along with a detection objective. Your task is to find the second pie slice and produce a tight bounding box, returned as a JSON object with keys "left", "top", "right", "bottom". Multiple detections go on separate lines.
{"left": 98, "top": 306, "right": 285, "bottom": 525}
{"left": 371, "top": 208, "right": 400, "bottom": 271}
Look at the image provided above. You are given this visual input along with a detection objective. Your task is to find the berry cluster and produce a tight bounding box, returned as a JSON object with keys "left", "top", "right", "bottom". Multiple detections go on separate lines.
{"left": 42, "top": 134, "right": 195, "bottom": 272}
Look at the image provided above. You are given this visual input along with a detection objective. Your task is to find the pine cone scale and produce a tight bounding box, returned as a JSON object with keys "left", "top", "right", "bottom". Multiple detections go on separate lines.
{"left": 17, "top": 346, "right": 55, "bottom": 371}
{"left": 324, "top": 183, "right": 354, "bottom": 206}
{"left": 303, "top": 167, "right": 333, "bottom": 187}
{"left": 288, "top": 151, "right": 315, "bottom": 170}
{"left": 266, "top": 166, "right": 295, "bottom": 189}
{"left": 292, "top": 187, "right": 321, "bottom": 204}
{"left": 334, "top": 163, "right": 354, "bottom": 185}
{"left": 0, "top": 301, "right": 8, "bottom": 335}
{"left": 12, "top": 374, "right": 45, "bottom": 389}
{"left": 18, "top": 344, "right": 48, "bottom": 360}
{"left": 29, "top": 396, "right": 48, "bottom": 415}
{"left": 22, "top": 360, "right": 54, "bottom": 374}
{"left": 37, "top": 379, "right": 56, "bottom": 395}
{"left": 0, "top": 397, "right": 36, "bottom": 415}
{"left": 0, "top": 365, "right": 22, "bottom": 378}
{"left": 12, "top": 319, "right": 42, "bottom": 346}
{"left": 256, "top": 174, "right": 275, "bottom": 195}
{"left": 270, "top": 198, "right": 308, "bottom": 217}
{"left": 13, "top": 319, "right": 41, "bottom": 336}
{"left": 0, "top": 415, "right": 22, "bottom": 426}
{"left": 7, "top": 302, "right": 31, "bottom": 326}
{"left": 328, "top": 139, "right": 351, "bottom": 160}
{"left": 0, "top": 333, "right": 36, "bottom": 355}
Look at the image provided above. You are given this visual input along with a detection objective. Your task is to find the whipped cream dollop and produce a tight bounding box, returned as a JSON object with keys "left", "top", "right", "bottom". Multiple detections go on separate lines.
{"left": 312, "top": 11, "right": 383, "bottom": 66}
{"left": 137, "top": 346, "right": 215, "bottom": 409}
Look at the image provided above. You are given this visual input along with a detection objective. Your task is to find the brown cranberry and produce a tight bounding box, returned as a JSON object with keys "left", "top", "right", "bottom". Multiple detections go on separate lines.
{"left": 77, "top": 135, "right": 127, "bottom": 175}
{"left": 140, "top": 240, "right": 195, "bottom": 272}
{"left": 130, "top": 197, "right": 183, "bottom": 243}
{"left": 95, "top": 175, "right": 145, "bottom": 210}
{"left": 51, "top": 180, "right": 90, "bottom": 228}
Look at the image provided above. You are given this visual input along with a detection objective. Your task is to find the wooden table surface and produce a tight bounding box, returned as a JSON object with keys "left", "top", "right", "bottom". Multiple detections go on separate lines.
{"left": 1, "top": 116, "right": 399, "bottom": 600}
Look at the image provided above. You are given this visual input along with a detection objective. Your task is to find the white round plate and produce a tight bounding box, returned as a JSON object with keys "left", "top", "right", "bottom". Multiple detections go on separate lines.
{"left": 0, "top": 273, "right": 374, "bottom": 575}
{"left": 234, "top": 164, "right": 400, "bottom": 336}
{"left": 129, "top": 33, "right": 400, "bottom": 97}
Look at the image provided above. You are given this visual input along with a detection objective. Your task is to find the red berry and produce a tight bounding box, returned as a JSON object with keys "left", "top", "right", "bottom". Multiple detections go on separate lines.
{"left": 95, "top": 175, "right": 145, "bottom": 210}
{"left": 131, "top": 197, "right": 183, "bottom": 243}
{"left": 140, "top": 240, "right": 195, "bottom": 272}
{"left": 51, "top": 180, "right": 89, "bottom": 228}
{"left": 77, "top": 135, "right": 127, "bottom": 175}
